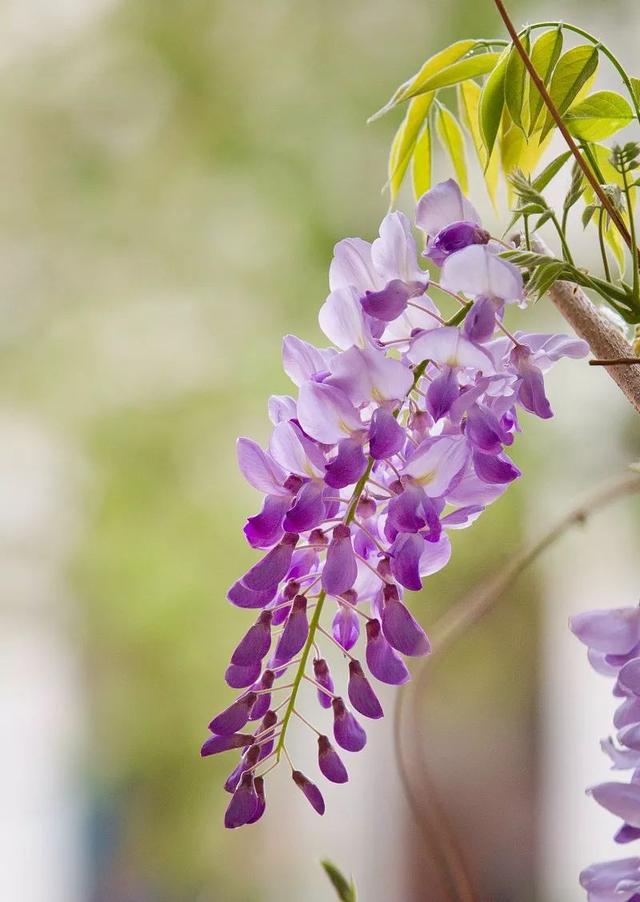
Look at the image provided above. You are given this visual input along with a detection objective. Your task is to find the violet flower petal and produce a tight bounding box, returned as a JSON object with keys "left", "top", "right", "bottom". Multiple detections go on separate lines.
{"left": 348, "top": 660, "right": 383, "bottom": 719}
{"left": 332, "top": 697, "right": 367, "bottom": 752}
{"left": 318, "top": 735, "right": 349, "bottom": 783}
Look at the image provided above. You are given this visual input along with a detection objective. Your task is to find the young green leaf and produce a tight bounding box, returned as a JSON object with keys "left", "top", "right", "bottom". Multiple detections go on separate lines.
{"left": 630, "top": 77, "right": 640, "bottom": 109}
{"left": 582, "top": 203, "right": 597, "bottom": 229}
{"left": 528, "top": 27, "right": 564, "bottom": 135}
{"left": 457, "top": 80, "right": 500, "bottom": 207}
{"left": 540, "top": 45, "right": 599, "bottom": 140}
{"left": 412, "top": 124, "right": 432, "bottom": 199}
{"left": 565, "top": 91, "right": 634, "bottom": 141}
{"left": 479, "top": 46, "right": 510, "bottom": 158}
{"left": 505, "top": 32, "right": 530, "bottom": 132}
{"left": 526, "top": 258, "right": 565, "bottom": 300}
{"left": 387, "top": 93, "right": 435, "bottom": 204}
{"left": 563, "top": 161, "right": 585, "bottom": 212}
{"left": 321, "top": 860, "right": 357, "bottom": 902}
{"left": 369, "top": 39, "right": 477, "bottom": 121}
{"left": 398, "top": 52, "right": 500, "bottom": 104}
{"left": 532, "top": 150, "right": 573, "bottom": 191}
{"left": 435, "top": 104, "right": 468, "bottom": 192}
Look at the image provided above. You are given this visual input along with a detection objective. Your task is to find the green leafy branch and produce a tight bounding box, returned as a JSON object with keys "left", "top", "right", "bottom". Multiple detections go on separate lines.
{"left": 370, "top": 1, "right": 640, "bottom": 323}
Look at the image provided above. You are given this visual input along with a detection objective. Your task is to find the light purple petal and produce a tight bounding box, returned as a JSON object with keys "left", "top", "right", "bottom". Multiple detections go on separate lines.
{"left": 297, "top": 381, "right": 363, "bottom": 444}
{"left": 441, "top": 245, "right": 523, "bottom": 302}
{"left": 328, "top": 345, "right": 414, "bottom": 406}
{"left": 269, "top": 420, "right": 325, "bottom": 478}
{"left": 236, "top": 437, "right": 288, "bottom": 496}
{"left": 571, "top": 609, "right": 640, "bottom": 655}
{"left": 403, "top": 435, "right": 469, "bottom": 496}
{"left": 589, "top": 782, "right": 640, "bottom": 828}
{"left": 329, "top": 237, "right": 379, "bottom": 293}
{"left": 319, "top": 287, "right": 369, "bottom": 350}
{"left": 282, "top": 334, "right": 334, "bottom": 386}
{"left": 407, "top": 326, "right": 494, "bottom": 371}
{"left": 415, "top": 179, "right": 481, "bottom": 238}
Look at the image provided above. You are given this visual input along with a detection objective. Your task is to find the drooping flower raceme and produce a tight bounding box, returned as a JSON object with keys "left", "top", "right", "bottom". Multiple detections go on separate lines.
{"left": 571, "top": 607, "right": 640, "bottom": 900}
{"left": 203, "top": 178, "right": 588, "bottom": 828}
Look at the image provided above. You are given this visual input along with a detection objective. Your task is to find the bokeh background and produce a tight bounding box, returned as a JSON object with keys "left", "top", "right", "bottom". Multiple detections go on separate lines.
{"left": 1, "top": 1, "right": 639, "bottom": 900}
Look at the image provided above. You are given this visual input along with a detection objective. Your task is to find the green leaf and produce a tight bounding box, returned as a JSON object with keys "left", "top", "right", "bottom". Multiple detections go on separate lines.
{"left": 370, "top": 39, "right": 477, "bottom": 121}
{"left": 412, "top": 124, "right": 432, "bottom": 199}
{"left": 457, "top": 80, "right": 499, "bottom": 207}
{"left": 630, "top": 77, "right": 640, "bottom": 108}
{"left": 526, "top": 258, "right": 565, "bottom": 300}
{"left": 321, "top": 860, "right": 357, "bottom": 902}
{"left": 387, "top": 93, "right": 435, "bottom": 204}
{"left": 582, "top": 203, "right": 597, "bottom": 228}
{"left": 479, "top": 46, "right": 510, "bottom": 158}
{"left": 565, "top": 91, "right": 634, "bottom": 141}
{"left": 540, "top": 45, "right": 599, "bottom": 140}
{"left": 505, "top": 33, "right": 530, "bottom": 131}
{"left": 563, "top": 161, "right": 585, "bottom": 212}
{"left": 435, "top": 105, "right": 468, "bottom": 192}
{"left": 532, "top": 150, "right": 573, "bottom": 191}
{"left": 528, "top": 27, "right": 563, "bottom": 135}
{"left": 398, "top": 52, "right": 500, "bottom": 104}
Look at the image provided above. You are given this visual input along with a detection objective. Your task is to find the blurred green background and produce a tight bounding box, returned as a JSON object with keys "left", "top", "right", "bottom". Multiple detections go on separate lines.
{"left": 1, "top": 1, "right": 639, "bottom": 900}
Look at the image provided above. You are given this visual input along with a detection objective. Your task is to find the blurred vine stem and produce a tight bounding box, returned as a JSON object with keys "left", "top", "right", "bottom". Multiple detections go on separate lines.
{"left": 393, "top": 471, "right": 640, "bottom": 900}
{"left": 494, "top": 0, "right": 640, "bottom": 262}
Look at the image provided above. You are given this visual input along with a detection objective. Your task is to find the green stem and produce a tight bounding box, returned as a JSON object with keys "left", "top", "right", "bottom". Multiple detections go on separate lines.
{"left": 598, "top": 209, "right": 612, "bottom": 283}
{"left": 621, "top": 162, "right": 640, "bottom": 303}
{"left": 550, "top": 212, "right": 574, "bottom": 264}
{"left": 275, "top": 590, "right": 327, "bottom": 762}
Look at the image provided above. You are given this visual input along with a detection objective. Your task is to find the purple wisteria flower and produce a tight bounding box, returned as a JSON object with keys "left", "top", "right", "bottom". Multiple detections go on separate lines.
{"left": 571, "top": 605, "right": 640, "bottom": 899}
{"left": 202, "top": 179, "right": 588, "bottom": 827}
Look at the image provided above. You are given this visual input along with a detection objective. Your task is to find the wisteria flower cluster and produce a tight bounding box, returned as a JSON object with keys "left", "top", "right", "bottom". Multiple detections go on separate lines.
{"left": 572, "top": 607, "right": 640, "bottom": 901}
{"left": 202, "top": 178, "right": 588, "bottom": 829}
